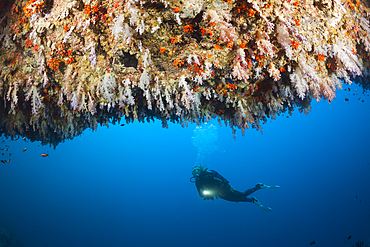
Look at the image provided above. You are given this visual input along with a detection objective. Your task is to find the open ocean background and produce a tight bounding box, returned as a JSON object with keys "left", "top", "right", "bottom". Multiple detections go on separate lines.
{"left": 0, "top": 83, "right": 369, "bottom": 247}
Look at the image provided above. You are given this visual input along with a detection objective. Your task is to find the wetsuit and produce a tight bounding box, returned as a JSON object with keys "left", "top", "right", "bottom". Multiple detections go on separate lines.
{"left": 195, "top": 169, "right": 261, "bottom": 202}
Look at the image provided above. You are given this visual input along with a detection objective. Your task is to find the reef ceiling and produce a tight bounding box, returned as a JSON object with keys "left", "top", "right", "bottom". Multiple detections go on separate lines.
{"left": 0, "top": 0, "right": 369, "bottom": 146}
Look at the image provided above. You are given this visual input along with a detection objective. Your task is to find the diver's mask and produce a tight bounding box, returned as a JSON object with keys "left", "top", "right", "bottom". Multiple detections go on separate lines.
{"left": 192, "top": 166, "right": 201, "bottom": 177}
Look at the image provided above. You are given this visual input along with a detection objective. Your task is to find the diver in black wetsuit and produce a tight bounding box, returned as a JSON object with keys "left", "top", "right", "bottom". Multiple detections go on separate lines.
{"left": 190, "top": 164, "right": 279, "bottom": 212}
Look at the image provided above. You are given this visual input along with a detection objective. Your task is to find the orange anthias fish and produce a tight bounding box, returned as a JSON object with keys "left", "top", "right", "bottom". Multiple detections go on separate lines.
{"left": 41, "top": 153, "right": 49, "bottom": 157}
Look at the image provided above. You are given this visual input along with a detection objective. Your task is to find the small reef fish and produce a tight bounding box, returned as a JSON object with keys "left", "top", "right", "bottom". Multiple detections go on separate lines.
{"left": 41, "top": 153, "right": 49, "bottom": 157}
{"left": 23, "top": 148, "right": 27, "bottom": 152}
{"left": 348, "top": 235, "right": 352, "bottom": 240}
{"left": 310, "top": 241, "right": 317, "bottom": 245}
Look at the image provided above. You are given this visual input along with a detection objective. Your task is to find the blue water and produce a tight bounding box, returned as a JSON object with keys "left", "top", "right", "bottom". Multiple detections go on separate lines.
{"left": 1, "top": 84, "right": 369, "bottom": 247}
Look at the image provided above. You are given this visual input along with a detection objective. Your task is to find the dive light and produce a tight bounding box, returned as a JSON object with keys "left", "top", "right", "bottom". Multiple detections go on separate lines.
{"left": 203, "top": 190, "right": 212, "bottom": 195}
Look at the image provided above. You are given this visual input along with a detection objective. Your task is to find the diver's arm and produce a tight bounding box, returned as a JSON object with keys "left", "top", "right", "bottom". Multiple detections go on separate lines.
{"left": 195, "top": 181, "right": 205, "bottom": 197}
{"left": 195, "top": 180, "right": 216, "bottom": 200}
{"left": 197, "top": 186, "right": 204, "bottom": 197}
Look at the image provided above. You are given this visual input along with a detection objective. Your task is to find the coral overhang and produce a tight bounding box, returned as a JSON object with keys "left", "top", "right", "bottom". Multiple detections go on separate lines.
{"left": 0, "top": 0, "right": 369, "bottom": 146}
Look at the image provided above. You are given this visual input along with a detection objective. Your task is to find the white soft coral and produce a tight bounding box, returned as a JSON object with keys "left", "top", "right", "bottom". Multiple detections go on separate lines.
{"left": 256, "top": 30, "right": 277, "bottom": 58}
{"left": 99, "top": 72, "right": 117, "bottom": 103}
{"left": 204, "top": 9, "right": 237, "bottom": 43}
{"left": 25, "top": 85, "right": 44, "bottom": 115}
{"left": 332, "top": 41, "right": 362, "bottom": 77}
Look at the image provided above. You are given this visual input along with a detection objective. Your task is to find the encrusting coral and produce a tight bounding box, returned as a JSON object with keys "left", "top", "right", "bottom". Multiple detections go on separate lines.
{"left": 0, "top": 0, "right": 369, "bottom": 146}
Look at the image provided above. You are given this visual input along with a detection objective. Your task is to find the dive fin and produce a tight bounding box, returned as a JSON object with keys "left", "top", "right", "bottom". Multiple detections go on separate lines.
{"left": 257, "top": 183, "right": 280, "bottom": 190}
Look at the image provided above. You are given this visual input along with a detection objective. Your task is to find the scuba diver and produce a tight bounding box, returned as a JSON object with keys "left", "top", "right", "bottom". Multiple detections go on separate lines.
{"left": 190, "top": 164, "right": 279, "bottom": 212}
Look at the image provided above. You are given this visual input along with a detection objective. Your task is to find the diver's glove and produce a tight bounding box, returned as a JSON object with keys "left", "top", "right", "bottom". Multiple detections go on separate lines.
{"left": 257, "top": 183, "right": 280, "bottom": 190}
{"left": 251, "top": 197, "right": 272, "bottom": 212}
{"left": 203, "top": 196, "right": 215, "bottom": 201}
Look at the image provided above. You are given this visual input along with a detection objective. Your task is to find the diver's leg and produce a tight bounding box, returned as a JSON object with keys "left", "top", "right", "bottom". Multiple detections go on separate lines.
{"left": 251, "top": 197, "right": 272, "bottom": 212}
{"left": 219, "top": 188, "right": 253, "bottom": 202}
{"left": 222, "top": 190, "right": 265, "bottom": 204}
{"left": 232, "top": 189, "right": 254, "bottom": 202}
{"left": 244, "top": 183, "right": 280, "bottom": 196}
{"left": 244, "top": 184, "right": 262, "bottom": 196}
{"left": 220, "top": 187, "right": 273, "bottom": 204}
